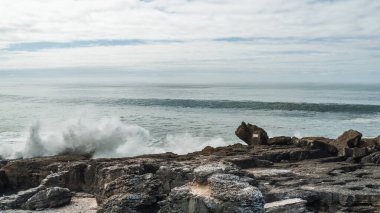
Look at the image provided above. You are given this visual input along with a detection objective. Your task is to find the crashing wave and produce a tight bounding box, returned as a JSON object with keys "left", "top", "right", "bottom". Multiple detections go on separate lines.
{"left": 0, "top": 116, "right": 228, "bottom": 159}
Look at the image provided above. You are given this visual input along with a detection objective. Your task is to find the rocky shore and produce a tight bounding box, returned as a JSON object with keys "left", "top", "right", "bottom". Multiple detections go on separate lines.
{"left": 1, "top": 122, "right": 380, "bottom": 212}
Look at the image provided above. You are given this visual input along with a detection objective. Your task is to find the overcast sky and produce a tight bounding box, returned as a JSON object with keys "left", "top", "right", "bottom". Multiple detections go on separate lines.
{"left": 0, "top": 0, "right": 379, "bottom": 83}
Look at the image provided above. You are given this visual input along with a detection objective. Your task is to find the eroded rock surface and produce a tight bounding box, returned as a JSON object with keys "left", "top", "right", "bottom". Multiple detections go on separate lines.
{"left": 159, "top": 163, "right": 265, "bottom": 213}
{"left": 23, "top": 187, "right": 72, "bottom": 210}
{"left": 0, "top": 124, "right": 380, "bottom": 212}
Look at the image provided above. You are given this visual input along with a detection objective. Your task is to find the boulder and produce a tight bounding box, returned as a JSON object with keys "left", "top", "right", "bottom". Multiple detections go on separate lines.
{"left": 0, "top": 185, "right": 71, "bottom": 210}
{"left": 268, "top": 137, "right": 292, "bottom": 146}
{"left": 0, "top": 186, "right": 44, "bottom": 210}
{"left": 23, "top": 187, "right": 72, "bottom": 210}
{"left": 334, "top": 130, "right": 362, "bottom": 155}
{"left": 337, "top": 130, "right": 362, "bottom": 147}
{"left": 344, "top": 147, "right": 368, "bottom": 159}
{"left": 97, "top": 173, "right": 162, "bottom": 212}
{"left": 235, "top": 122, "right": 268, "bottom": 146}
{"left": 358, "top": 137, "right": 380, "bottom": 155}
{"left": 361, "top": 152, "right": 380, "bottom": 164}
{"left": 159, "top": 173, "right": 265, "bottom": 213}
{"left": 208, "top": 173, "right": 264, "bottom": 212}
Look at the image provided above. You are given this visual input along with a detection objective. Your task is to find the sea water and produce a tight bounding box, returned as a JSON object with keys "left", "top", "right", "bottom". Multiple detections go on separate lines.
{"left": 1, "top": 80, "right": 380, "bottom": 159}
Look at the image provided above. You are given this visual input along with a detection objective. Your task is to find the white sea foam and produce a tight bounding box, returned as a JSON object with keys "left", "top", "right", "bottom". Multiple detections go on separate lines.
{"left": 351, "top": 117, "right": 380, "bottom": 124}
{"left": 0, "top": 114, "right": 228, "bottom": 159}
{"left": 293, "top": 131, "right": 302, "bottom": 138}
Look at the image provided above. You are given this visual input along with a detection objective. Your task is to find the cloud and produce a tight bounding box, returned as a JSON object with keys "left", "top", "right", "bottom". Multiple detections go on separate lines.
{"left": 0, "top": 0, "right": 379, "bottom": 82}
{"left": 4, "top": 39, "right": 183, "bottom": 51}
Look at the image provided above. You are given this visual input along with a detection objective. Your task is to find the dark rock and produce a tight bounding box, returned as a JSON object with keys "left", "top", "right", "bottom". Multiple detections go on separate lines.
{"left": 0, "top": 186, "right": 44, "bottom": 210}
{"left": 235, "top": 122, "right": 268, "bottom": 146}
{"left": 225, "top": 155, "right": 273, "bottom": 169}
{"left": 359, "top": 136, "right": 380, "bottom": 148}
{"left": 40, "top": 162, "right": 89, "bottom": 191}
{"left": 23, "top": 187, "right": 72, "bottom": 210}
{"left": 296, "top": 137, "right": 336, "bottom": 153}
{"left": 198, "top": 143, "right": 248, "bottom": 156}
{"left": 334, "top": 130, "right": 362, "bottom": 155}
{"left": 100, "top": 193, "right": 160, "bottom": 213}
{"left": 256, "top": 148, "right": 336, "bottom": 162}
{"left": 0, "top": 170, "right": 9, "bottom": 194}
{"left": 0, "top": 155, "right": 88, "bottom": 193}
{"left": 361, "top": 152, "right": 380, "bottom": 164}
{"left": 344, "top": 147, "right": 368, "bottom": 159}
{"left": 268, "top": 136, "right": 292, "bottom": 146}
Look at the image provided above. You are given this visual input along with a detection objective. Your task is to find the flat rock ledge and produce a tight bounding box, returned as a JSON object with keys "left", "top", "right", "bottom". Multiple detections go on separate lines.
{"left": 264, "top": 198, "right": 307, "bottom": 213}
{"left": 0, "top": 123, "right": 379, "bottom": 212}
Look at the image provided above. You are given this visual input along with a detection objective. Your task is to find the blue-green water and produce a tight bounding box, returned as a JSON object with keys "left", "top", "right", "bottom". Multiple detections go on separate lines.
{"left": 1, "top": 81, "right": 380, "bottom": 159}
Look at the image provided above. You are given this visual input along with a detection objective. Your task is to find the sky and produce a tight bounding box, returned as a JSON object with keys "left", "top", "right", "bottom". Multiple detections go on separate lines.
{"left": 0, "top": 0, "right": 380, "bottom": 83}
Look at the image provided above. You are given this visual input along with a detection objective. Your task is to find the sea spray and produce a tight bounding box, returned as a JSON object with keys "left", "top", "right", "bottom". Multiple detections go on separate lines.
{"left": 22, "top": 116, "right": 151, "bottom": 158}
{"left": 0, "top": 115, "right": 228, "bottom": 159}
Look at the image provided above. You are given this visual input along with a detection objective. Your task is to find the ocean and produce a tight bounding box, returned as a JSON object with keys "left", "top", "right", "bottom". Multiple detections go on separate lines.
{"left": 1, "top": 81, "right": 380, "bottom": 159}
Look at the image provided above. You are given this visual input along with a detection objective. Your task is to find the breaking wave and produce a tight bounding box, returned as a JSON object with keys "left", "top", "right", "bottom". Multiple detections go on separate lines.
{"left": 0, "top": 115, "right": 228, "bottom": 160}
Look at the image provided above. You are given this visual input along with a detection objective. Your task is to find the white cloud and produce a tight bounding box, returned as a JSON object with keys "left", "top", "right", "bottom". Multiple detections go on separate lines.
{"left": 0, "top": 0, "right": 379, "bottom": 82}
{"left": 1, "top": 0, "right": 379, "bottom": 43}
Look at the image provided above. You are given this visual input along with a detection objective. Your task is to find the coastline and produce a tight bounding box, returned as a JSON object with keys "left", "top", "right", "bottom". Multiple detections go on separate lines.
{"left": 1, "top": 123, "right": 380, "bottom": 212}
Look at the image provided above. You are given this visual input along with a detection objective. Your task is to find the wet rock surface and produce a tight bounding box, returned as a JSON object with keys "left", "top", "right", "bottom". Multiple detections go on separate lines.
{"left": 0, "top": 124, "right": 380, "bottom": 212}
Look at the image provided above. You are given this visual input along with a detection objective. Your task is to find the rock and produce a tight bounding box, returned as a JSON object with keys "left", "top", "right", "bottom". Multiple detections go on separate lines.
{"left": 0, "top": 170, "right": 9, "bottom": 194}
{"left": 193, "top": 162, "right": 242, "bottom": 184}
{"left": 99, "top": 193, "right": 158, "bottom": 213}
{"left": 264, "top": 198, "right": 307, "bottom": 213}
{"left": 344, "top": 147, "right": 368, "bottom": 159}
{"left": 268, "top": 137, "right": 292, "bottom": 146}
{"left": 23, "top": 187, "right": 72, "bottom": 210}
{"left": 156, "top": 165, "right": 194, "bottom": 195}
{"left": 198, "top": 143, "right": 249, "bottom": 157}
{"left": 359, "top": 136, "right": 380, "bottom": 148}
{"left": 1, "top": 129, "right": 380, "bottom": 212}
{"left": 0, "top": 185, "right": 47, "bottom": 210}
{"left": 0, "top": 155, "right": 89, "bottom": 193}
{"left": 159, "top": 173, "right": 265, "bottom": 213}
{"left": 208, "top": 173, "right": 265, "bottom": 212}
{"left": 40, "top": 162, "right": 89, "bottom": 191}
{"left": 235, "top": 122, "right": 268, "bottom": 146}
{"left": 296, "top": 137, "right": 336, "bottom": 152}
{"left": 0, "top": 185, "right": 71, "bottom": 211}
{"left": 334, "top": 130, "right": 362, "bottom": 155}
{"left": 361, "top": 152, "right": 380, "bottom": 164}
{"left": 97, "top": 173, "right": 162, "bottom": 213}
{"left": 225, "top": 155, "right": 273, "bottom": 169}
{"left": 255, "top": 146, "right": 337, "bottom": 162}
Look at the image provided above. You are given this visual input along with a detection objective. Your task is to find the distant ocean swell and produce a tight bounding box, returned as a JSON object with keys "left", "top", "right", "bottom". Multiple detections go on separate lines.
{"left": 111, "top": 99, "right": 380, "bottom": 113}
{"left": 2, "top": 94, "right": 380, "bottom": 113}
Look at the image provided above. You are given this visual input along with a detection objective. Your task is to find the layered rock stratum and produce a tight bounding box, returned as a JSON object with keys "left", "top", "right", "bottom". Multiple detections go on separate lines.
{"left": 0, "top": 122, "right": 380, "bottom": 212}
